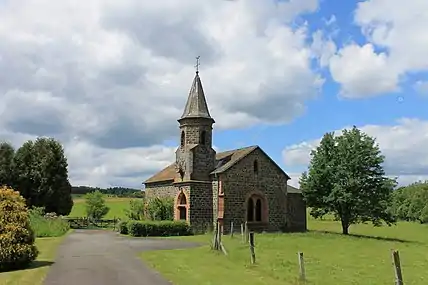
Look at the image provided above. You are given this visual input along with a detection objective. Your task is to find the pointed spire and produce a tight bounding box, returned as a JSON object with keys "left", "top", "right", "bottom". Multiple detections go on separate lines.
{"left": 180, "top": 63, "right": 214, "bottom": 122}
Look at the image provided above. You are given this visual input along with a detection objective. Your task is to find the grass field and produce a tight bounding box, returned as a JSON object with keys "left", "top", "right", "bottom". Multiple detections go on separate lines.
{"left": 69, "top": 197, "right": 138, "bottom": 219}
{"left": 141, "top": 217, "right": 428, "bottom": 285}
{"left": 0, "top": 233, "right": 69, "bottom": 285}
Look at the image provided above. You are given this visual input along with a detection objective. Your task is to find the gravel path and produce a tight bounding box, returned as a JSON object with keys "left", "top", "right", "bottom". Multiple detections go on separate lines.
{"left": 43, "top": 230, "right": 201, "bottom": 285}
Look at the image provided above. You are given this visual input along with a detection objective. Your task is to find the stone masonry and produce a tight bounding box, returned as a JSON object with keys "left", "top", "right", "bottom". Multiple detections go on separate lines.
{"left": 143, "top": 70, "right": 307, "bottom": 233}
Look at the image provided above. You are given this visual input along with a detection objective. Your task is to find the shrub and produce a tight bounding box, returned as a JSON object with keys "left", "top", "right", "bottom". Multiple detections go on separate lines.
{"left": 146, "top": 197, "right": 174, "bottom": 221}
{"left": 0, "top": 186, "right": 38, "bottom": 271}
{"left": 29, "top": 207, "right": 69, "bottom": 237}
{"left": 124, "top": 199, "right": 145, "bottom": 220}
{"left": 126, "top": 220, "right": 191, "bottom": 237}
{"left": 84, "top": 190, "right": 109, "bottom": 220}
{"left": 118, "top": 220, "right": 128, "bottom": 235}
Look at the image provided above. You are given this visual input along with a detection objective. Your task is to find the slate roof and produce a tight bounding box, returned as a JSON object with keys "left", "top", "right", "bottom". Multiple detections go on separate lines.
{"left": 287, "top": 185, "right": 302, "bottom": 194}
{"left": 180, "top": 72, "right": 213, "bottom": 121}
{"left": 143, "top": 145, "right": 290, "bottom": 184}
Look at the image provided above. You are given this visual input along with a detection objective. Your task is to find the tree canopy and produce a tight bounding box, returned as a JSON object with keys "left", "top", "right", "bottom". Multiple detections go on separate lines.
{"left": 300, "top": 126, "right": 396, "bottom": 234}
{"left": 389, "top": 181, "right": 428, "bottom": 223}
{"left": 85, "top": 190, "right": 110, "bottom": 220}
{"left": 0, "top": 138, "right": 73, "bottom": 215}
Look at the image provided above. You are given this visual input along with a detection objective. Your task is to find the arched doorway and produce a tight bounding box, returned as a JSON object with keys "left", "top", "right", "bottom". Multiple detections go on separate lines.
{"left": 175, "top": 191, "right": 188, "bottom": 221}
{"left": 255, "top": 199, "right": 262, "bottom": 221}
{"left": 245, "top": 192, "right": 268, "bottom": 223}
{"left": 247, "top": 198, "right": 254, "bottom": 221}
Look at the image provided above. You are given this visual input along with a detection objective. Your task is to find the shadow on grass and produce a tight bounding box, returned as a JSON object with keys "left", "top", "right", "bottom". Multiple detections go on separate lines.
{"left": 1, "top": 261, "right": 54, "bottom": 273}
{"left": 27, "top": 260, "right": 55, "bottom": 270}
{"left": 310, "top": 230, "right": 421, "bottom": 244}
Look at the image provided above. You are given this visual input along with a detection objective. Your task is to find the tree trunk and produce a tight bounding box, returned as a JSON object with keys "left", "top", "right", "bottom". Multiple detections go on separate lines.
{"left": 341, "top": 219, "right": 349, "bottom": 235}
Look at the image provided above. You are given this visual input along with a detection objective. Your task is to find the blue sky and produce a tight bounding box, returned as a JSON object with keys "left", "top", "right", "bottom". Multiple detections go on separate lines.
{"left": 207, "top": 0, "right": 428, "bottom": 186}
{"left": 0, "top": 0, "right": 427, "bottom": 188}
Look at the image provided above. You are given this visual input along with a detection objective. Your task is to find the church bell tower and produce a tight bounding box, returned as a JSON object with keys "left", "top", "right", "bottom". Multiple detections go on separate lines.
{"left": 175, "top": 59, "right": 216, "bottom": 182}
{"left": 174, "top": 57, "right": 216, "bottom": 232}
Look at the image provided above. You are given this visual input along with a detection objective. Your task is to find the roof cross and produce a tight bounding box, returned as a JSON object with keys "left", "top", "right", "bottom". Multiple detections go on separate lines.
{"left": 195, "top": 56, "right": 200, "bottom": 74}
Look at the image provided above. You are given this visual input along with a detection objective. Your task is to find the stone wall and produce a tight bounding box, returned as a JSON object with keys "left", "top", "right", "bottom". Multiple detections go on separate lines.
{"left": 191, "top": 145, "right": 216, "bottom": 181}
{"left": 144, "top": 181, "right": 176, "bottom": 199}
{"left": 286, "top": 193, "right": 307, "bottom": 232}
{"left": 179, "top": 118, "right": 213, "bottom": 148}
{"left": 220, "top": 148, "right": 289, "bottom": 233}
{"left": 176, "top": 181, "right": 214, "bottom": 233}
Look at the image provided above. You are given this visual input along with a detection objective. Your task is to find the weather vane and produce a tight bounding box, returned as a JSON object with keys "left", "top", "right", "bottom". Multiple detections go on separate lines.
{"left": 195, "top": 56, "right": 200, "bottom": 74}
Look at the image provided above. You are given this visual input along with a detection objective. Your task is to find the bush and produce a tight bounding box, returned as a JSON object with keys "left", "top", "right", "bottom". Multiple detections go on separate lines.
{"left": 126, "top": 220, "right": 191, "bottom": 237}
{"left": 0, "top": 186, "right": 38, "bottom": 271}
{"left": 118, "top": 220, "right": 128, "bottom": 235}
{"left": 84, "top": 190, "right": 109, "bottom": 220}
{"left": 146, "top": 197, "right": 174, "bottom": 221}
{"left": 29, "top": 207, "right": 70, "bottom": 237}
{"left": 125, "top": 199, "right": 145, "bottom": 220}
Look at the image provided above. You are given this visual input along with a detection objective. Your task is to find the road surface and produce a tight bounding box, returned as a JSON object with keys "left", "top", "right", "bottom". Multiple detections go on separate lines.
{"left": 44, "top": 230, "right": 200, "bottom": 285}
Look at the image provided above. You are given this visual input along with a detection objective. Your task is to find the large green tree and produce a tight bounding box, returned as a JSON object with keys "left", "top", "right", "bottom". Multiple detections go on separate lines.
{"left": 13, "top": 138, "right": 73, "bottom": 215}
{"left": 300, "top": 126, "right": 396, "bottom": 234}
{"left": 0, "top": 142, "right": 15, "bottom": 187}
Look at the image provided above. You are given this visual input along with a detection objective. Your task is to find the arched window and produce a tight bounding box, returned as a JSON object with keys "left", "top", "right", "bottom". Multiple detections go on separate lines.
{"left": 180, "top": 131, "right": 185, "bottom": 147}
{"left": 199, "top": 130, "right": 206, "bottom": 145}
{"left": 179, "top": 193, "right": 187, "bottom": 205}
{"left": 253, "top": 160, "right": 258, "bottom": 174}
{"left": 255, "top": 199, "right": 262, "bottom": 221}
{"left": 177, "top": 192, "right": 187, "bottom": 220}
{"left": 247, "top": 198, "right": 254, "bottom": 221}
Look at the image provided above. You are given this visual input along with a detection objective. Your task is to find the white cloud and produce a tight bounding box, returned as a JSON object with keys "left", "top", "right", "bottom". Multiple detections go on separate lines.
{"left": 0, "top": 0, "right": 323, "bottom": 187}
{"left": 328, "top": 0, "right": 428, "bottom": 97}
{"left": 311, "top": 30, "right": 337, "bottom": 68}
{"left": 329, "top": 44, "right": 400, "bottom": 98}
{"left": 282, "top": 118, "right": 428, "bottom": 187}
{"left": 414, "top": 80, "right": 428, "bottom": 95}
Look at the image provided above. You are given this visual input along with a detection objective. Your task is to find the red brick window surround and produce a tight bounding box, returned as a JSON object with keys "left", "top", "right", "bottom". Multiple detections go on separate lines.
{"left": 175, "top": 190, "right": 189, "bottom": 221}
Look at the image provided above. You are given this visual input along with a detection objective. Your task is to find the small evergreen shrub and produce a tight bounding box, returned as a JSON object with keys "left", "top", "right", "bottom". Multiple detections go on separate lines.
{"left": 0, "top": 186, "right": 38, "bottom": 271}
{"left": 118, "top": 220, "right": 128, "bottom": 235}
{"left": 126, "top": 220, "right": 191, "bottom": 237}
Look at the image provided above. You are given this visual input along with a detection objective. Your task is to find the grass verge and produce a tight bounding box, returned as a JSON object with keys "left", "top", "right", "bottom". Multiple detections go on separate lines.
{"left": 0, "top": 231, "right": 70, "bottom": 285}
{"left": 141, "top": 219, "right": 428, "bottom": 285}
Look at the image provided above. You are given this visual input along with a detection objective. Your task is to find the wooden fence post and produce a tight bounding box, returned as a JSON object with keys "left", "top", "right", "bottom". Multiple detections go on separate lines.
{"left": 298, "top": 252, "right": 306, "bottom": 281}
{"left": 249, "top": 232, "right": 256, "bottom": 264}
{"left": 212, "top": 222, "right": 219, "bottom": 250}
{"left": 241, "top": 223, "right": 244, "bottom": 243}
{"left": 230, "top": 221, "right": 234, "bottom": 238}
{"left": 392, "top": 250, "right": 403, "bottom": 285}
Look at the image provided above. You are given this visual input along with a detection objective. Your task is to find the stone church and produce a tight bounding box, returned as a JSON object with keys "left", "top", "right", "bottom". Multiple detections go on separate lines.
{"left": 144, "top": 70, "right": 307, "bottom": 233}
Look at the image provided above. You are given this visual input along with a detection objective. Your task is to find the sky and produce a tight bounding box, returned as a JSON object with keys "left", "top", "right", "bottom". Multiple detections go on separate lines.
{"left": 0, "top": 0, "right": 427, "bottom": 189}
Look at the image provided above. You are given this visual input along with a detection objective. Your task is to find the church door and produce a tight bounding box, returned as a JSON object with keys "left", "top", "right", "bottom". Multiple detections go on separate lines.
{"left": 179, "top": 206, "right": 187, "bottom": 220}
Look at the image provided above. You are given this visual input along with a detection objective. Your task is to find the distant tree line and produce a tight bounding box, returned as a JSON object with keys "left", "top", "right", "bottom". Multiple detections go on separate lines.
{"left": 72, "top": 186, "right": 144, "bottom": 198}
{"left": 0, "top": 138, "right": 73, "bottom": 215}
{"left": 389, "top": 181, "right": 428, "bottom": 223}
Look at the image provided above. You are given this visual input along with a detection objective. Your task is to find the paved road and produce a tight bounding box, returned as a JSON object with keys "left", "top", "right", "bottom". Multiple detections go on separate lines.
{"left": 44, "top": 230, "right": 201, "bottom": 285}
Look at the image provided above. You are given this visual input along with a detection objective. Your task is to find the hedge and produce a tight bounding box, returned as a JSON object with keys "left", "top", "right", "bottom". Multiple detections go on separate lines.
{"left": 118, "top": 220, "right": 128, "bottom": 235}
{"left": 126, "top": 220, "right": 191, "bottom": 237}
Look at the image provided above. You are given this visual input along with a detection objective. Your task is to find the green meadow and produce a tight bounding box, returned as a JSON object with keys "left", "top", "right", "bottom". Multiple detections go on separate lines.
{"left": 68, "top": 197, "right": 138, "bottom": 219}
{"left": 141, "top": 216, "right": 428, "bottom": 285}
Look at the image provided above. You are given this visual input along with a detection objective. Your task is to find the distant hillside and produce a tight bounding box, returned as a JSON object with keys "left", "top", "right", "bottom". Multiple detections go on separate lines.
{"left": 71, "top": 186, "right": 144, "bottom": 198}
